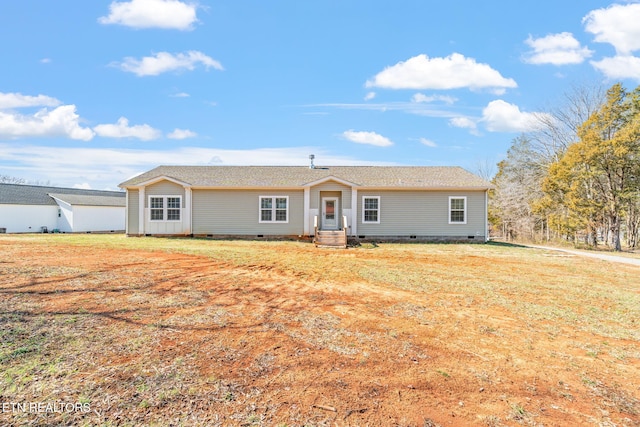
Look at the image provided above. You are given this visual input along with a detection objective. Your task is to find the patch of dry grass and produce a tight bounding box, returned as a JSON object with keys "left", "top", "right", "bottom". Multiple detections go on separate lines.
{"left": 1, "top": 235, "right": 639, "bottom": 426}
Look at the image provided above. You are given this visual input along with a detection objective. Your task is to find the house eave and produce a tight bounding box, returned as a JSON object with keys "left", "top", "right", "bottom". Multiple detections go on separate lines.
{"left": 189, "top": 186, "right": 303, "bottom": 191}
{"left": 302, "top": 175, "right": 359, "bottom": 188}
{"left": 120, "top": 175, "right": 193, "bottom": 189}
{"left": 356, "top": 186, "right": 493, "bottom": 191}
{"left": 123, "top": 184, "right": 491, "bottom": 192}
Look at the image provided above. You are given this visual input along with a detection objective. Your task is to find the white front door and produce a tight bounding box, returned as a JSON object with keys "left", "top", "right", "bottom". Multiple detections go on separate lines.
{"left": 322, "top": 197, "right": 339, "bottom": 230}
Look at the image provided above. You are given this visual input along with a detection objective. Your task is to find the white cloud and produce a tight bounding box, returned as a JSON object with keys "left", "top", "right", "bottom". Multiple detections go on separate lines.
{"left": 93, "top": 117, "right": 161, "bottom": 140}
{"left": 0, "top": 92, "right": 61, "bottom": 109}
{"left": 0, "top": 105, "right": 94, "bottom": 141}
{"left": 583, "top": 3, "right": 640, "bottom": 55}
{"left": 523, "top": 32, "right": 593, "bottom": 65}
{"left": 583, "top": 4, "right": 640, "bottom": 81}
{"left": 364, "top": 92, "right": 376, "bottom": 101}
{"left": 307, "top": 101, "right": 459, "bottom": 120}
{"left": 341, "top": 130, "right": 394, "bottom": 147}
{"left": 116, "top": 51, "right": 223, "bottom": 76}
{"left": 365, "top": 53, "right": 517, "bottom": 92}
{"left": 449, "top": 117, "right": 479, "bottom": 135}
{"left": 480, "top": 100, "right": 547, "bottom": 133}
{"left": 167, "top": 128, "right": 197, "bottom": 139}
{"left": 590, "top": 55, "right": 640, "bottom": 80}
{"left": 99, "top": 0, "right": 198, "bottom": 30}
{"left": 419, "top": 137, "right": 438, "bottom": 148}
{"left": 411, "top": 93, "right": 456, "bottom": 104}
{"left": 449, "top": 117, "right": 477, "bottom": 129}
{"left": 449, "top": 101, "right": 552, "bottom": 134}
{"left": 73, "top": 183, "right": 92, "bottom": 190}
{"left": 171, "top": 92, "right": 190, "bottom": 98}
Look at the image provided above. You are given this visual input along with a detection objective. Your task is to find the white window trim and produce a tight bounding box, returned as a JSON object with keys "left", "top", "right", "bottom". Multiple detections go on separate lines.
{"left": 362, "top": 196, "right": 381, "bottom": 224}
{"left": 448, "top": 196, "right": 467, "bottom": 225}
{"left": 148, "top": 195, "right": 183, "bottom": 222}
{"left": 258, "top": 196, "right": 289, "bottom": 224}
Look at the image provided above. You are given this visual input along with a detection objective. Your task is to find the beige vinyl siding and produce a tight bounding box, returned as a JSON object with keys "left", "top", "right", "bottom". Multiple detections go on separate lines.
{"left": 127, "top": 189, "right": 139, "bottom": 234}
{"left": 145, "top": 181, "right": 186, "bottom": 207}
{"left": 357, "top": 190, "right": 486, "bottom": 237}
{"left": 310, "top": 181, "right": 352, "bottom": 209}
{"left": 192, "top": 189, "right": 304, "bottom": 235}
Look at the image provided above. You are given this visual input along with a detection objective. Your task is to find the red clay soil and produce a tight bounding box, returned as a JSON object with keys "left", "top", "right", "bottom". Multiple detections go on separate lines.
{"left": 0, "top": 239, "right": 638, "bottom": 426}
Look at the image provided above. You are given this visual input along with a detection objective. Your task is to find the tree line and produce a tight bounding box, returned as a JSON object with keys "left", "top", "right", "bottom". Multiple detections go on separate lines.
{"left": 0, "top": 175, "right": 52, "bottom": 186}
{"left": 491, "top": 83, "right": 640, "bottom": 251}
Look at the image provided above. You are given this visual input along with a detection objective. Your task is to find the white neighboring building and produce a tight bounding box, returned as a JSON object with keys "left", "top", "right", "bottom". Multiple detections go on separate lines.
{"left": 0, "top": 184, "right": 125, "bottom": 233}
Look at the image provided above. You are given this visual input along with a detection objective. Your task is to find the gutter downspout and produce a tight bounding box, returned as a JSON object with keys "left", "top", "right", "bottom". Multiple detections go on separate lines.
{"left": 351, "top": 187, "right": 358, "bottom": 237}
{"left": 124, "top": 189, "right": 129, "bottom": 235}
{"left": 303, "top": 187, "right": 310, "bottom": 236}
{"left": 485, "top": 189, "right": 489, "bottom": 242}
{"left": 138, "top": 187, "right": 145, "bottom": 236}
{"left": 185, "top": 187, "right": 192, "bottom": 235}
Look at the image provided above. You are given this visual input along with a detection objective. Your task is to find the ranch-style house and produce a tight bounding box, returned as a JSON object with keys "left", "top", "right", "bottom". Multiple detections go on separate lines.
{"left": 118, "top": 164, "right": 492, "bottom": 246}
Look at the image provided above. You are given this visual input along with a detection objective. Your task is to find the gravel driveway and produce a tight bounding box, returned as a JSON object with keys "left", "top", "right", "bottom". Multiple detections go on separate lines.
{"left": 524, "top": 244, "right": 640, "bottom": 267}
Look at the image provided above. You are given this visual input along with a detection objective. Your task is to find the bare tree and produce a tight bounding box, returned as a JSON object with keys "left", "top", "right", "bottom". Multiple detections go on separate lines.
{"left": 0, "top": 175, "right": 26, "bottom": 184}
{"left": 544, "top": 83, "right": 640, "bottom": 251}
{"left": 471, "top": 158, "right": 497, "bottom": 182}
{"left": 530, "top": 82, "right": 606, "bottom": 164}
{"left": 491, "top": 82, "right": 609, "bottom": 244}
{"left": 491, "top": 135, "right": 547, "bottom": 241}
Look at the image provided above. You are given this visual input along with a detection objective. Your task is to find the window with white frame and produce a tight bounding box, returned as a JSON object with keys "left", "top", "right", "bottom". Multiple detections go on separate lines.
{"left": 259, "top": 196, "right": 288, "bottom": 223}
{"left": 449, "top": 196, "right": 467, "bottom": 224}
{"left": 150, "top": 197, "right": 164, "bottom": 221}
{"left": 166, "top": 197, "right": 181, "bottom": 221}
{"left": 149, "top": 196, "right": 182, "bottom": 221}
{"left": 362, "top": 196, "right": 380, "bottom": 223}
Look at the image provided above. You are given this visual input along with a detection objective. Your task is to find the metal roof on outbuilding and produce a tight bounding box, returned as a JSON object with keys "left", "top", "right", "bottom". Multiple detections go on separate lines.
{"left": 48, "top": 193, "right": 126, "bottom": 207}
{"left": 0, "top": 184, "right": 125, "bottom": 206}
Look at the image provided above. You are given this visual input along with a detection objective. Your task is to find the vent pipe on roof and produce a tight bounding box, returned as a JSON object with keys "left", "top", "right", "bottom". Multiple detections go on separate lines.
{"left": 309, "top": 154, "right": 315, "bottom": 169}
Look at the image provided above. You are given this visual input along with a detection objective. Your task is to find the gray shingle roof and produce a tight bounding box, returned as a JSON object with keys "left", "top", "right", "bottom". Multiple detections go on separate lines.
{"left": 0, "top": 184, "right": 125, "bottom": 206}
{"left": 48, "top": 193, "right": 126, "bottom": 207}
{"left": 119, "top": 166, "right": 492, "bottom": 189}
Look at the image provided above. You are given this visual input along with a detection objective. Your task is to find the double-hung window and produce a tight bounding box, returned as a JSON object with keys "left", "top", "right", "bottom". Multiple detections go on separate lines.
{"left": 166, "top": 197, "right": 181, "bottom": 221}
{"left": 362, "top": 196, "right": 380, "bottom": 224}
{"left": 149, "top": 196, "right": 182, "bottom": 221}
{"left": 449, "top": 196, "right": 467, "bottom": 224}
{"left": 259, "top": 196, "right": 288, "bottom": 223}
{"left": 150, "top": 197, "right": 164, "bottom": 221}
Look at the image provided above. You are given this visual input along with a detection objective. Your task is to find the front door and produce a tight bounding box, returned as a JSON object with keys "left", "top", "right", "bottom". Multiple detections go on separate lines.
{"left": 322, "top": 197, "right": 339, "bottom": 230}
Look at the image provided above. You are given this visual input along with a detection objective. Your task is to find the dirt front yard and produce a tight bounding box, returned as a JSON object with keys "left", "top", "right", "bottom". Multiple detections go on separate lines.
{"left": 1, "top": 235, "right": 639, "bottom": 426}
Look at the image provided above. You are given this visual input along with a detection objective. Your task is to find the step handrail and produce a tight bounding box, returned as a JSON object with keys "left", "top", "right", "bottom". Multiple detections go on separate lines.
{"left": 342, "top": 215, "right": 348, "bottom": 245}
{"left": 313, "top": 215, "right": 318, "bottom": 244}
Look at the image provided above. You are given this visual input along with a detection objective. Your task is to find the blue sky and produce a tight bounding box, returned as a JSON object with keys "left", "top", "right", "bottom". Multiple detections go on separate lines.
{"left": 1, "top": 0, "right": 640, "bottom": 190}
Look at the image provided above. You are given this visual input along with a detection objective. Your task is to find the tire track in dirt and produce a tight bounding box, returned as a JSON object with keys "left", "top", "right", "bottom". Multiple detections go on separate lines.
{"left": 2, "top": 239, "right": 638, "bottom": 426}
